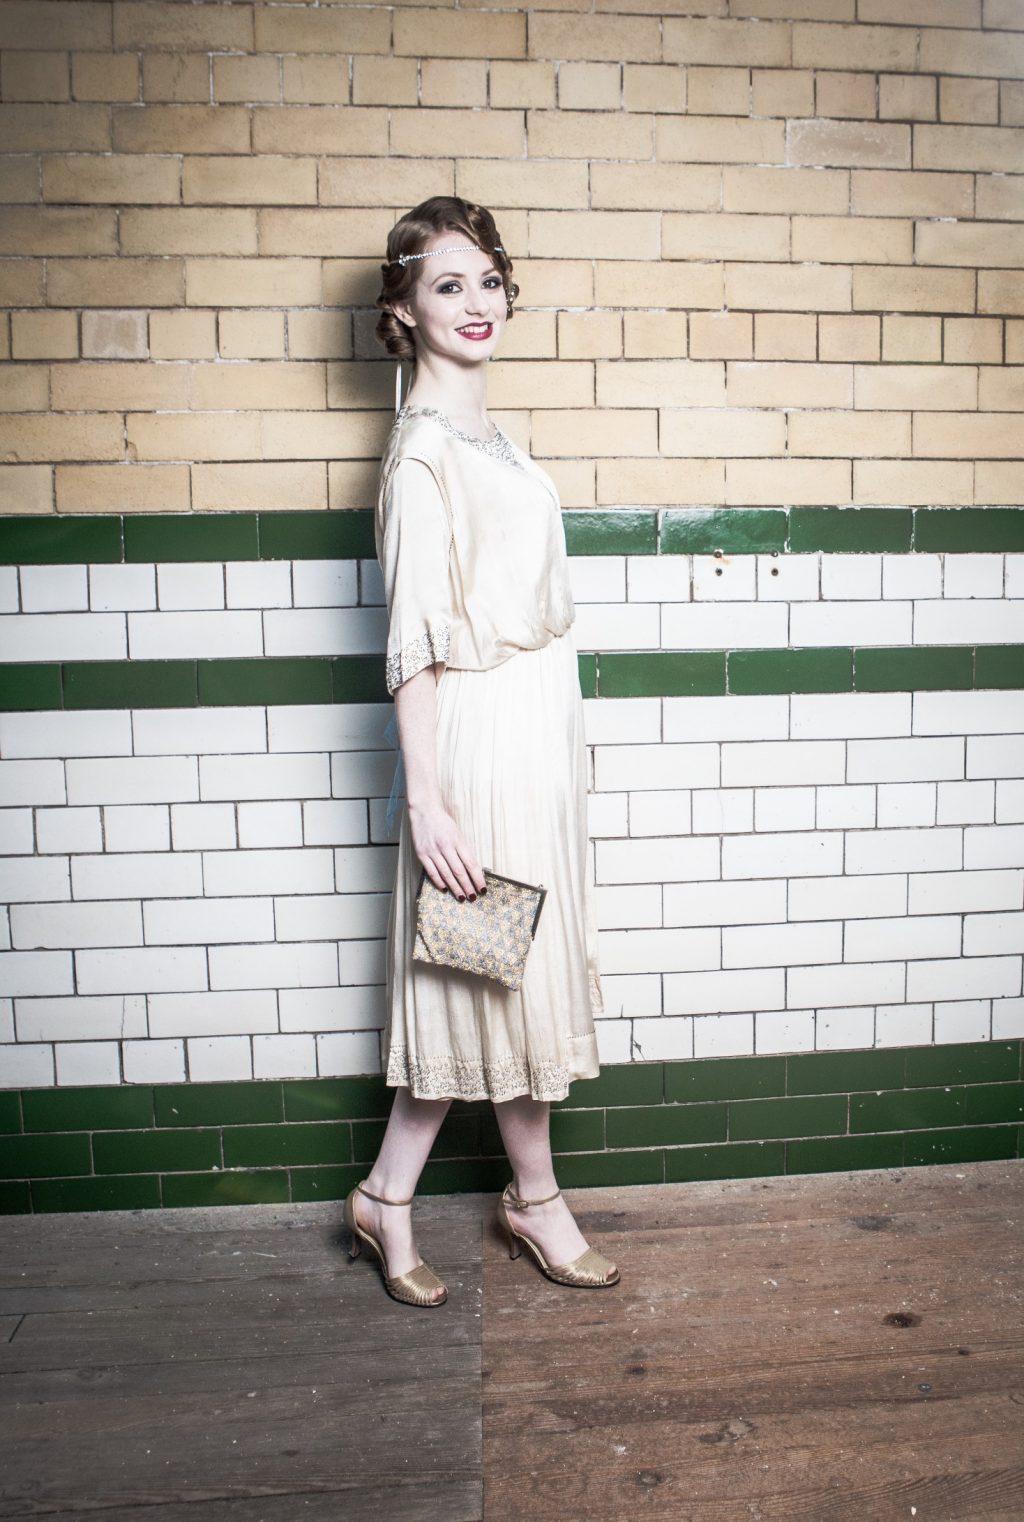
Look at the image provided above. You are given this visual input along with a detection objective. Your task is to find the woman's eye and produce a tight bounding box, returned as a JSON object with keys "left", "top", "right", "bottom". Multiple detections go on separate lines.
{"left": 438, "top": 282, "right": 460, "bottom": 295}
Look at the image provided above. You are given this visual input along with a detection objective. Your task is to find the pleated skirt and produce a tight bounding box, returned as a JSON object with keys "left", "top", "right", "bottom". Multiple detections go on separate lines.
{"left": 382, "top": 627, "right": 603, "bottom": 1102}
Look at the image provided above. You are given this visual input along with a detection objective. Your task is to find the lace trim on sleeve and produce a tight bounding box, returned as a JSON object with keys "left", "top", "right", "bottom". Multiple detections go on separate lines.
{"left": 385, "top": 623, "right": 451, "bottom": 696}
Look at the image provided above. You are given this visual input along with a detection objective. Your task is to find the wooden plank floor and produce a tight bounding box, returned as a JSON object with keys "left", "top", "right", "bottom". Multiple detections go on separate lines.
{"left": 1, "top": 1161, "right": 1021, "bottom": 1521}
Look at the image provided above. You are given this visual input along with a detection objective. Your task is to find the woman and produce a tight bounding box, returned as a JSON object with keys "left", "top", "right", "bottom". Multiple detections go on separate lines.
{"left": 343, "top": 196, "right": 619, "bottom": 1305}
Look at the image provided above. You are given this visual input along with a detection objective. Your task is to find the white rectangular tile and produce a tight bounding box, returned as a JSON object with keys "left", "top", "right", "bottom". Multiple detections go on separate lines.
{"left": 820, "top": 553, "right": 881, "bottom": 600}
{"left": 143, "top": 896, "right": 275, "bottom": 945}
{"left": 664, "top": 693, "right": 789, "bottom": 742}
{"left": 882, "top": 554, "right": 941, "bottom": 599}
{"left": 90, "top": 563, "right": 156, "bottom": 612}
{"left": 691, "top": 788, "right": 754, "bottom": 833}
{"left": 845, "top": 914, "right": 960, "bottom": 962}
{"left": 0, "top": 1042, "right": 54, "bottom": 1087}
{"left": 791, "top": 600, "right": 910, "bottom": 646}
{"left": 269, "top": 703, "right": 392, "bottom": 753}
{"left": 199, "top": 752, "right": 330, "bottom": 802}
{"left": 909, "top": 869, "right": 1022, "bottom": 916}
{"left": 876, "top": 782, "right": 936, "bottom": 827}
{"left": 202, "top": 847, "right": 334, "bottom": 896}
{"left": 170, "top": 802, "right": 237, "bottom": 850}
{"left": 280, "top": 984, "right": 383, "bottom": 1031}
{"left": 595, "top": 972, "right": 661, "bottom": 1018}
{"left": 789, "top": 873, "right": 907, "bottom": 921}
{"left": 627, "top": 555, "right": 690, "bottom": 602}
{"left": 789, "top": 960, "right": 904, "bottom": 1009}
{"left": 292, "top": 559, "right": 358, "bottom": 607}
{"left": 568, "top": 556, "right": 626, "bottom": 602}
{"left": 76, "top": 946, "right": 208, "bottom": 995}
{"left": 598, "top": 926, "right": 718, "bottom": 975}
{"left": 316, "top": 1029, "right": 381, "bottom": 1076}
{"left": 757, "top": 553, "right": 818, "bottom": 601}
{"left": 128, "top": 610, "right": 262, "bottom": 659}
{"left": 36, "top": 807, "right": 105, "bottom": 862}
{"left": 964, "top": 824, "right": 1024, "bottom": 870}
{"left": 573, "top": 602, "right": 659, "bottom": 650}
{"left": 875, "top": 1003, "right": 933, "bottom": 1047}
{"left": 15, "top": 993, "right": 147, "bottom": 1043}
{"left": 263, "top": 606, "right": 385, "bottom": 656}
{"left": 10, "top": 900, "right": 142, "bottom": 949}
{"left": 996, "top": 780, "right": 1024, "bottom": 824}
{"left": 0, "top": 710, "right": 132, "bottom": 760}
{"left": 582, "top": 697, "right": 661, "bottom": 744}
{"left": 915, "top": 600, "right": 1024, "bottom": 644}
{"left": 0, "top": 612, "right": 125, "bottom": 661}
{"left": 723, "top": 920, "right": 842, "bottom": 968}
{"left": 329, "top": 750, "right": 395, "bottom": 800}
{"left": 596, "top": 835, "right": 720, "bottom": 885}
{"left": 693, "top": 554, "right": 756, "bottom": 601}
{"left": 993, "top": 996, "right": 1024, "bottom": 1038}
{"left": 20, "top": 564, "right": 88, "bottom": 612}
{"left": 334, "top": 845, "right": 396, "bottom": 893}
{"left": 628, "top": 789, "right": 691, "bottom": 836}
{"left": 816, "top": 784, "right": 876, "bottom": 829}
{"left": 964, "top": 911, "right": 1024, "bottom": 956}
{"left": 790, "top": 692, "right": 911, "bottom": 739}
{"left": 133, "top": 707, "right": 268, "bottom": 755}
{"left": 693, "top": 1012, "right": 754, "bottom": 1057}
{"left": 967, "top": 736, "right": 1024, "bottom": 780}
{"left": 209, "top": 941, "right": 338, "bottom": 991}
{"left": 630, "top": 1014, "right": 694, "bottom": 1061}
{"left": 122, "top": 1038, "right": 186, "bottom": 1084}
{"left": 237, "top": 800, "right": 303, "bottom": 848}
{"left": 664, "top": 878, "right": 787, "bottom": 926}
{"left": 662, "top": 601, "right": 787, "bottom": 648}
{"left": 755, "top": 1008, "right": 816, "bottom": 1053}
{"left": 55, "top": 1041, "right": 121, "bottom": 1086}
{"left": 595, "top": 743, "right": 719, "bottom": 792}
{"left": 664, "top": 967, "right": 785, "bottom": 1015}
{"left": 104, "top": 804, "right": 170, "bottom": 852}
{"left": 225, "top": 560, "right": 292, "bottom": 609}
{"left": 815, "top": 1006, "right": 874, "bottom": 1049}
{"left": 915, "top": 690, "right": 1024, "bottom": 736}
{"left": 252, "top": 1032, "right": 317, "bottom": 1077}
{"left": 67, "top": 756, "right": 199, "bottom": 806}
{"left": 157, "top": 562, "right": 224, "bottom": 610}
{"left": 847, "top": 737, "right": 964, "bottom": 783}
{"left": 942, "top": 553, "right": 1003, "bottom": 599}
{"left": 754, "top": 786, "right": 816, "bottom": 831}
{"left": 847, "top": 826, "right": 962, "bottom": 875}
{"left": 150, "top": 989, "right": 278, "bottom": 1038}
{"left": 187, "top": 1035, "right": 252, "bottom": 1081}
{"left": 908, "top": 956, "right": 1019, "bottom": 1003}
{"left": 0, "top": 950, "right": 74, "bottom": 997}
{"left": 72, "top": 852, "right": 202, "bottom": 900}
{"left": 723, "top": 831, "right": 843, "bottom": 879}
{"left": 938, "top": 780, "right": 994, "bottom": 825}
{"left": 0, "top": 809, "right": 33, "bottom": 854}
{"left": 275, "top": 892, "right": 389, "bottom": 941}
{"left": 722, "top": 740, "right": 844, "bottom": 787}
{"left": 933, "top": 999, "right": 991, "bottom": 1043}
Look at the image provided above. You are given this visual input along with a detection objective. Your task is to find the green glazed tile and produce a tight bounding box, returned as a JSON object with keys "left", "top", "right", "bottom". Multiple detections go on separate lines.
{"left": 903, "top": 1125, "right": 1018, "bottom": 1167}
{"left": 93, "top": 1127, "right": 221, "bottom": 1175}
{"left": 0, "top": 1133, "right": 91, "bottom": 1180}
{"left": 786, "top": 1049, "right": 905, "bottom": 1096}
{"left": 851, "top": 1086, "right": 965, "bottom": 1134}
{"left": 332, "top": 656, "right": 388, "bottom": 704}
{"left": 162, "top": 1170, "right": 289, "bottom": 1207}
{"left": 283, "top": 1076, "right": 389, "bottom": 1122}
{"left": 661, "top": 508, "right": 787, "bottom": 555}
{"left": 577, "top": 652, "right": 597, "bottom": 698}
{"left": 607, "top": 1102, "right": 726, "bottom": 1148}
{"left": 904, "top": 1040, "right": 1019, "bottom": 1088}
{"left": 419, "top": 1156, "right": 510, "bottom": 1194}
{"left": 914, "top": 508, "right": 1024, "bottom": 553}
{"left": 223, "top": 1122, "right": 351, "bottom": 1168}
{"left": 428, "top": 1114, "right": 482, "bottom": 1158}
{"left": 155, "top": 1081, "right": 283, "bottom": 1127}
{"left": 546, "top": 1108, "right": 603, "bottom": 1152}
{"left": 786, "top": 1133, "right": 904, "bottom": 1175}
{"left": 31, "top": 1174, "right": 162, "bottom": 1213}
{"left": 729, "top": 1094, "right": 847, "bottom": 1141}
{"left": 124, "top": 513, "right": 259, "bottom": 563}
{"left": 558, "top": 1061, "right": 664, "bottom": 1109}
{"left": 259, "top": 510, "right": 375, "bottom": 561}
{"left": 198, "top": 657, "right": 333, "bottom": 706}
{"left": 0, "top": 1180, "right": 32, "bottom": 1214}
{"left": 665, "top": 1139, "right": 785, "bottom": 1183}
{"left": 790, "top": 507, "right": 911, "bottom": 553}
{"left": 964, "top": 1082, "right": 1024, "bottom": 1126}
{"left": 0, "top": 515, "right": 122, "bottom": 565}
{"left": 728, "top": 647, "right": 853, "bottom": 694}
{"left": 23, "top": 1086, "right": 153, "bottom": 1133}
{"left": 556, "top": 1148, "right": 664, "bottom": 1188}
{"left": 562, "top": 510, "right": 657, "bottom": 556}
{"left": 350, "top": 1119, "right": 387, "bottom": 1163}
{"left": 289, "top": 1164, "right": 363, "bottom": 1202}
{"left": 0, "top": 1092, "right": 21, "bottom": 1134}
{"left": 0, "top": 664, "right": 63, "bottom": 711}
{"left": 854, "top": 647, "right": 973, "bottom": 693}
{"left": 598, "top": 651, "right": 726, "bottom": 698}
{"left": 63, "top": 660, "right": 198, "bottom": 709}
{"left": 974, "top": 646, "right": 1024, "bottom": 690}
{"left": 666, "top": 1054, "right": 786, "bottom": 1104}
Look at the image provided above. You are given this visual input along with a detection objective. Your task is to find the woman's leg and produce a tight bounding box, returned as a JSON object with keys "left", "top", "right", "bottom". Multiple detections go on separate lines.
{"left": 356, "top": 1085, "right": 453, "bottom": 1291}
{"left": 491, "top": 1094, "right": 593, "bottom": 1265}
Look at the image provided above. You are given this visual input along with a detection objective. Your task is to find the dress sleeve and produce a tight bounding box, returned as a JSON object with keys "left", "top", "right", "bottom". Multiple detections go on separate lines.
{"left": 378, "top": 456, "right": 453, "bottom": 697}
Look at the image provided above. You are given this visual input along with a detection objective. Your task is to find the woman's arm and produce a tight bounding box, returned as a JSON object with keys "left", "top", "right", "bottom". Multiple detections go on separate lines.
{"left": 394, "top": 663, "right": 486, "bottom": 901}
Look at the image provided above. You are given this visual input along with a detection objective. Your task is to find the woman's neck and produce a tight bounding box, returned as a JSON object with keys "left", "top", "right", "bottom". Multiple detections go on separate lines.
{"left": 403, "top": 360, "right": 491, "bottom": 438}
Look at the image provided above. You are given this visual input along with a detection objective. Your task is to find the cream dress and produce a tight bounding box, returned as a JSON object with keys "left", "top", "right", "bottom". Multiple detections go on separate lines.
{"left": 374, "top": 402, "right": 603, "bottom": 1102}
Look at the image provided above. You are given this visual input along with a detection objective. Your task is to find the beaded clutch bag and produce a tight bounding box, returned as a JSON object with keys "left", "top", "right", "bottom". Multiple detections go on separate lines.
{"left": 413, "top": 868, "right": 547, "bottom": 991}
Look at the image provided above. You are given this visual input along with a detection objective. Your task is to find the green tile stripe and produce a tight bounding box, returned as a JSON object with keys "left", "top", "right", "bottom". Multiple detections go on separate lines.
{"left": 3, "top": 644, "right": 1021, "bottom": 712}
{"left": 3, "top": 507, "right": 1024, "bottom": 564}
{"left": 1, "top": 1042, "right": 1020, "bottom": 1214}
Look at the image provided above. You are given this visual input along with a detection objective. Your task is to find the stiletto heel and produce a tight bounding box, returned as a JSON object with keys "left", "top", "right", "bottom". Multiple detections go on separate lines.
{"left": 343, "top": 1180, "right": 448, "bottom": 1307}
{"left": 496, "top": 1183, "right": 620, "bottom": 1288}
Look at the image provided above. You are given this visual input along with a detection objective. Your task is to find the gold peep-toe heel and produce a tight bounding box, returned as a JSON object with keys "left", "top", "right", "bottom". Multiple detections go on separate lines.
{"left": 496, "top": 1182, "right": 620, "bottom": 1288}
{"left": 343, "top": 1180, "right": 448, "bottom": 1307}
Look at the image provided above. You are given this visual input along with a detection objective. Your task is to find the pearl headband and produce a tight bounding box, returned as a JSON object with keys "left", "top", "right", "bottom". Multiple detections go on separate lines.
{"left": 394, "top": 243, "right": 505, "bottom": 267}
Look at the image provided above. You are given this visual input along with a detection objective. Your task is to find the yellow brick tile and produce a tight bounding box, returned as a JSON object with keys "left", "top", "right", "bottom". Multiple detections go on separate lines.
{"left": 917, "top": 222, "right": 1024, "bottom": 270}
{"left": 1, "top": 413, "right": 123, "bottom": 462}
{"left": 597, "top": 359, "right": 726, "bottom": 407}
{"left": 85, "top": 309, "right": 148, "bottom": 361}
{"left": 725, "top": 262, "right": 851, "bottom": 312}
{"left": 321, "top": 157, "right": 454, "bottom": 207}
{"left": 727, "top": 360, "right": 852, "bottom": 407}
{"left": 490, "top": 62, "right": 555, "bottom": 109}
{"left": 49, "top": 257, "right": 184, "bottom": 308}
{"left": 623, "top": 312, "right": 688, "bottom": 359}
{"left": 854, "top": 363, "right": 977, "bottom": 411}
{"left": 558, "top": 62, "right": 620, "bottom": 111}
{"left": 0, "top": 464, "right": 53, "bottom": 514}
{"left": 592, "top": 163, "right": 720, "bottom": 211}
{"left": 687, "top": 67, "right": 750, "bottom": 117}
{"left": 184, "top": 156, "right": 318, "bottom": 206}
{"left": 127, "top": 411, "right": 260, "bottom": 462}
{"left": 879, "top": 75, "right": 937, "bottom": 122}
{"left": 0, "top": 156, "right": 40, "bottom": 203}
{"left": 944, "top": 319, "right": 1002, "bottom": 366}
{"left": 185, "top": 259, "right": 321, "bottom": 309}
{"left": 852, "top": 266, "right": 975, "bottom": 314}
{"left": 854, "top": 458, "right": 972, "bottom": 504}
{"left": 985, "top": 0, "right": 1024, "bottom": 24}
{"left": 217, "top": 312, "right": 287, "bottom": 360}
{"left": 977, "top": 367, "right": 1024, "bottom": 411}
{"left": 529, "top": 211, "right": 659, "bottom": 261}
{"left": 658, "top": 115, "right": 784, "bottom": 164}
{"left": 289, "top": 310, "right": 353, "bottom": 362}
{"left": 623, "top": 64, "right": 685, "bottom": 113}
{"left": 0, "top": 207, "right": 113, "bottom": 257}
{"left": 0, "top": 364, "right": 48, "bottom": 411}
{"left": 530, "top": 109, "right": 650, "bottom": 159}
{"left": 938, "top": 76, "right": 997, "bottom": 124}
{"left": 920, "top": 28, "right": 1024, "bottom": 79}
{"left": 664, "top": 18, "right": 791, "bottom": 66}
{"left": 391, "top": 107, "right": 523, "bottom": 157}
{"left": 723, "top": 165, "right": 847, "bottom": 214}
{"left": 397, "top": 8, "right": 525, "bottom": 59}
{"left": 0, "top": 258, "right": 45, "bottom": 307}
{"left": 326, "top": 360, "right": 391, "bottom": 409}
{"left": 0, "top": 2, "right": 110, "bottom": 50}
{"left": 114, "top": 105, "right": 249, "bottom": 154}
{"left": 814, "top": 72, "right": 877, "bottom": 121}
{"left": 726, "top": 456, "right": 851, "bottom": 504}
{"left": 733, "top": 0, "right": 853, "bottom": 15}
{"left": 51, "top": 361, "right": 188, "bottom": 411}
{"left": 149, "top": 310, "right": 217, "bottom": 360}
{"left": 214, "top": 55, "right": 280, "bottom": 104}
{"left": 752, "top": 69, "right": 814, "bottom": 118}
{"left": 11, "top": 311, "right": 78, "bottom": 360}
{"left": 0, "top": 103, "right": 108, "bottom": 151}
{"left": 663, "top": 213, "right": 789, "bottom": 263}
{"left": 422, "top": 59, "right": 488, "bottom": 108}
{"left": 1002, "top": 82, "right": 1024, "bottom": 128}
{"left": 193, "top": 461, "right": 328, "bottom": 513}
{"left": 787, "top": 119, "right": 909, "bottom": 168}
{"left": 282, "top": 56, "right": 349, "bottom": 106}
{"left": 861, "top": 0, "right": 980, "bottom": 21}
{"left": 328, "top": 458, "right": 384, "bottom": 511}
{"left": 975, "top": 461, "right": 1024, "bottom": 505}
{"left": 755, "top": 313, "right": 818, "bottom": 360}
{"left": 44, "top": 153, "right": 179, "bottom": 205}
{"left": 121, "top": 208, "right": 258, "bottom": 256}
{"left": 850, "top": 169, "right": 972, "bottom": 218}
{"left": 58, "top": 463, "right": 189, "bottom": 513}
{"left": 661, "top": 407, "right": 785, "bottom": 456}
{"left": 794, "top": 214, "right": 911, "bottom": 265}
{"left": 115, "top": 1, "right": 252, "bottom": 51}
{"left": 455, "top": 159, "right": 586, "bottom": 213}
{"left": 596, "top": 261, "right": 723, "bottom": 310}
{"left": 505, "top": 259, "right": 593, "bottom": 309}
{"left": 544, "top": 461, "right": 595, "bottom": 511}
{"left": 264, "top": 409, "right": 390, "bottom": 460}
{"left": 1008, "top": 322, "right": 1024, "bottom": 363}
{"left": 976, "top": 176, "right": 1024, "bottom": 222}
{"left": 689, "top": 312, "right": 753, "bottom": 360}
{"left": 530, "top": 13, "right": 659, "bottom": 62}
{"left": 142, "top": 54, "right": 209, "bottom": 104}
{"left": 597, "top": 0, "right": 723, "bottom": 10}
{"left": 793, "top": 23, "right": 917, "bottom": 71}
{"left": 596, "top": 456, "right": 725, "bottom": 507}
{"left": 493, "top": 310, "right": 557, "bottom": 361}
{"left": 915, "top": 124, "right": 1024, "bottom": 174}
{"left": 536, "top": 409, "right": 661, "bottom": 458}
{"left": 788, "top": 408, "right": 911, "bottom": 456}
{"left": 558, "top": 312, "right": 623, "bottom": 359}
{"left": 259, "top": 207, "right": 393, "bottom": 257}
{"left": 254, "top": 5, "right": 389, "bottom": 55}
{"left": 882, "top": 316, "right": 941, "bottom": 363}
{"left": 255, "top": 106, "right": 387, "bottom": 156}
{"left": 979, "top": 272, "right": 1024, "bottom": 316}
{"left": 489, "top": 359, "right": 593, "bottom": 408}
{"left": 2, "top": 51, "right": 69, "bottom": 102}
{"left": 914, "top": 411, "right": 1020, "bottom": 457}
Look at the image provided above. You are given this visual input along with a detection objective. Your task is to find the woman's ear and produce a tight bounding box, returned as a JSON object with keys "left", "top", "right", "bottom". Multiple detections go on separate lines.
{"left": 388, "top": 299, "right": 416, "bottom": 330}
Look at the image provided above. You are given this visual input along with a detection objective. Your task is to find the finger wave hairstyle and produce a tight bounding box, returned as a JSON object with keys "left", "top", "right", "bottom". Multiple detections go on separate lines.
{"left": 375, "top": 195, "right": 520, "bottom": 363}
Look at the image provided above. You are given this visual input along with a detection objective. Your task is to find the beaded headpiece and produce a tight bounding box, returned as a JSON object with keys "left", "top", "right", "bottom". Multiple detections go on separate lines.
{"left": 394, "top": 243, "right": 505, "bottom": 267}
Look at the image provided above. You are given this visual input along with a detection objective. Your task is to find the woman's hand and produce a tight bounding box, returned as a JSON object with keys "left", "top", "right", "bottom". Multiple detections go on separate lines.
{"left": 408, "top": 801, "right": 486, "bottom": 901}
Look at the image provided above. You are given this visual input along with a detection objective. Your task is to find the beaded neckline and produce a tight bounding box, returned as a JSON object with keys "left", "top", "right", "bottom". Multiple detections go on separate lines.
{"left": 396, "top": 403, "right": 523, "bottom": 471}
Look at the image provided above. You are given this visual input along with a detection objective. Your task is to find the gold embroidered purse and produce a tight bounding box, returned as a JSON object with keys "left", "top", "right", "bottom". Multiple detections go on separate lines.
{"left": 413, "top": 868, "right": 547, "bottom": 991}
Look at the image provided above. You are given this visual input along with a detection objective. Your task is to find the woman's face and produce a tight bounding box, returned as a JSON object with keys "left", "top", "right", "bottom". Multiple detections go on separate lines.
{"left": 389, "top": 233, "right": 507, "bottom": 366}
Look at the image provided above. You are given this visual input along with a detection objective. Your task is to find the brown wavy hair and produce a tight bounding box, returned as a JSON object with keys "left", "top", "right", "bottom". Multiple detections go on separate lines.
{"left": 375, "top": 196, "right": 519, "bottom": 362}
